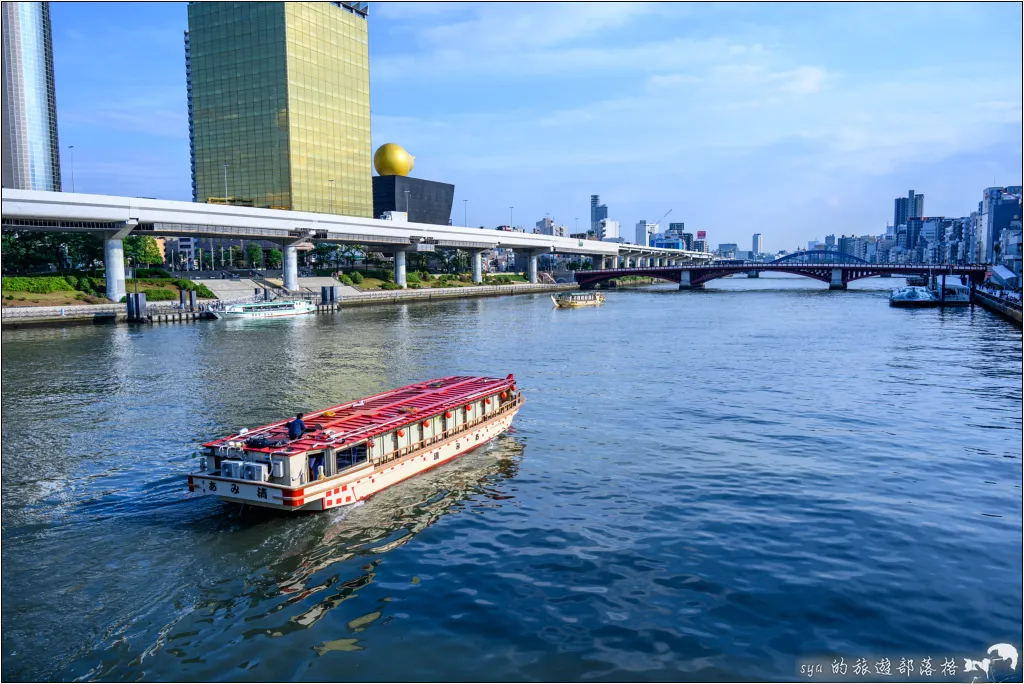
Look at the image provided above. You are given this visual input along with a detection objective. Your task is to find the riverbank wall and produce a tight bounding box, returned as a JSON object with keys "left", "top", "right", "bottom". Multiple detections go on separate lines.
{"left": 972, "top": 289, "right": 1023, "bottom": 326}
{"left": 1, "top": 282, "right": 578, "bottom": 329}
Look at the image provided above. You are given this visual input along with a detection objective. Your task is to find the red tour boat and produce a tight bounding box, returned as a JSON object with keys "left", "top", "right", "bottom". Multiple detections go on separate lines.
{"left": 187, "top": 375, "right": 523, "bottom": 512}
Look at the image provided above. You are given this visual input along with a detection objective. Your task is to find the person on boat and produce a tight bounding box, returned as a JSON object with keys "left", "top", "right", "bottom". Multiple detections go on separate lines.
{"left": 287, "top": 413, "right": 306, "bottom": 440}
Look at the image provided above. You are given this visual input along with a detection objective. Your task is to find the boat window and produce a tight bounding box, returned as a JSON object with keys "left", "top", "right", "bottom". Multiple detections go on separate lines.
{"left": 335, "top": 444, "right": 368, "bottom": 470}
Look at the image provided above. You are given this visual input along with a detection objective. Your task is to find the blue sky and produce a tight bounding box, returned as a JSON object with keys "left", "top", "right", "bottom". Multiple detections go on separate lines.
{"left": 51, "top": 2, "right": 1021, "bottom": 252}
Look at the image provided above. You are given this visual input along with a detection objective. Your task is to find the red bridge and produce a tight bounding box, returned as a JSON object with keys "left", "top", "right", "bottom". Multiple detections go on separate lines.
{"left": 575, "top": 253, "right": 987, "bottom": 290}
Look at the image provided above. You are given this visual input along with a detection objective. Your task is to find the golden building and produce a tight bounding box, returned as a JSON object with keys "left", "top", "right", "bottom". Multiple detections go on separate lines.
{"left": 186, "top": 2, "right": 371, "bottom": 216}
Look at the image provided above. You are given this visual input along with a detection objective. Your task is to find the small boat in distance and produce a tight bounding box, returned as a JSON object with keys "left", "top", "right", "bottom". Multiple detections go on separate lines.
{"left": 551, "top": 292, "right": 605, "bottom": 308}
{"left": 188, "top": 375, "right": 523, "bottom": 512}
{"left": 211, "top": 300, "right": 315, "bottom": 319}
{"left": 889, "top": 286, "right": 938, "bottom": 308}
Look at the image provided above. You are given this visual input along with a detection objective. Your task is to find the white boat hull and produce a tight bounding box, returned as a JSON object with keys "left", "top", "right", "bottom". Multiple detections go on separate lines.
{"left": 188, "top": 404, "right": 521, "bottom": 512}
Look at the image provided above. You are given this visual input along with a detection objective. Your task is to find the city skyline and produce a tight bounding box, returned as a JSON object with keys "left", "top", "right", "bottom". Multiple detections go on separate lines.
{"left": 44, "top": 2, "right": 1023, "bottom": 252}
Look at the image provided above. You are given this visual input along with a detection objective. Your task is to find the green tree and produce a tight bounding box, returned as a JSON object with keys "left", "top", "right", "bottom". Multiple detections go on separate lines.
{"left": 246, "top": 242, "right": 263, "bottom": 267}
{"left": 230, "top": 245, "right": 245, "bottom": 268}
{"left": 312, "top": 243, "right": 335, "bottom": 269}
{"left": 266, "top": 248, "right": 283, "bottom": 269}
{"left": 341, "top": 244, "right": 363, "bottom": 267}
{"left": 123, "top": 235, "right": 163, "bottom": 267}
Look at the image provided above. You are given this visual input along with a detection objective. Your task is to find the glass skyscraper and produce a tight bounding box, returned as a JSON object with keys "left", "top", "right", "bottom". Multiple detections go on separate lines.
{"left": 186, "top": 1, "right": 371, "bottom": 216}
{"left": 1, "top": 1, "right": 62, "bottom": 191}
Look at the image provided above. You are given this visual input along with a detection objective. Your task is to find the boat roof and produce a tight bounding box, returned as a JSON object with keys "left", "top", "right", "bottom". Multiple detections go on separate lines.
{"left": 204, "top": 375, "right": 515, "bottom": 456}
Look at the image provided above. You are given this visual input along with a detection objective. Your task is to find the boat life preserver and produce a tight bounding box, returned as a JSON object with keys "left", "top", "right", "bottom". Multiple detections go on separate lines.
{"left": 510, "top": 385, "right": 516, "bottom": 392}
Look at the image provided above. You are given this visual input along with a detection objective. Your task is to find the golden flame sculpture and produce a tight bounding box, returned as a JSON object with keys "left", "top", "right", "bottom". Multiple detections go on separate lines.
{"left": 373, "top": 143, "right": 415, "bottom": 177}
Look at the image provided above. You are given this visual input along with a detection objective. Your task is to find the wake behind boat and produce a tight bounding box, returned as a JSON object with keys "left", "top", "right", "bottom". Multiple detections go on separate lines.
{"left": 210, "top": 299, "right": 315, "bottom": 319}
{"left": 188, "top": 375, "right": 523, "bottom": 512}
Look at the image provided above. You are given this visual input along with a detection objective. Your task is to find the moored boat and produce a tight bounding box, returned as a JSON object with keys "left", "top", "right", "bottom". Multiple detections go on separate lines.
{"left": 551, "top": 292, "right": 605, "bottom": 308}
{"left": 889, "top": 286, "right": 938, "bottom": 308}
{"left": 187, "top": 375, "right": 523, "bottom": 512}
{"left": 930, "top": 283, "right": 971, "bottom": 307}
{"left": 212, "top": 300, "right": 315, "bottom": 319}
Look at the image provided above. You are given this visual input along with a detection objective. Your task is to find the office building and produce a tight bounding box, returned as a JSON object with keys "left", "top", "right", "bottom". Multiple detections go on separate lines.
{"left": 692, "top": 238, "right": 707, "bottom": 253}
{"left": 2, "top": 1, "right": 61, "bottom": 191}
{"left": 752, "top": 233, "right": 762, "bottom": 256}
{"left": 597, "top": 218, "right": 620, "bottom": 241}
{"left": 535, "top": 216, "right": 568, "bottom": 238}
{"left": 825, "top": 234, "right": 836, "bottom": 249}
{"left": 590, "top": 195, "right": 608, "bottom": 234}
{"left": 186, "top": 2, "right": 372, "bottom": 215}
{"left": 977, "top": 186, "right": 1023, "bottom": 264}
{"left": 893, "top": 190, "right": 925, "bottom": 229}
{"left": 718, "top": 243, "right": 738, "bottom": 258}
{"left": 635, "top": 220, "right": 658, "bottom": 246}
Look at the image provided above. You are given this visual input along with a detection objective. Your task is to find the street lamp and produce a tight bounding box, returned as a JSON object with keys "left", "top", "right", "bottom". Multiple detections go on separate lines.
{"left": 509, "top": 206, "right": 513, "bottom": 230}
{"left": 463, "top": 199, "right": 468, "bottom": 227}
{"left": 222, "top": 164, "right": 230, "bottom": 205}
{"left": 328, "top": 179, "right": 335, "bottom": 214}
{"left": 68, "top": 145, "right": 75, "bottom": 193}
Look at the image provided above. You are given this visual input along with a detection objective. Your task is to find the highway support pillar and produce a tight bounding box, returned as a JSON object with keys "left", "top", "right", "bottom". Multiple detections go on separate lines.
{"left": 471, "top": 249, "right": 484, "bottom": 284}
{"left": 395, "top": 249, "right": 407, "bottom": 288}
{"left": 623, "top": 255, "right": 632, "bottom": 268}
{"left": 283, "top": 244, "right": 299, "bottom": 291}
{"left": 829, "top": 268, "right": 846, "bottom": 290}
{"left": 528, "top": 251, "right": 539, "bottom": 284}
{"left": 102, "top": 220, "right": 137, "bottom": 304}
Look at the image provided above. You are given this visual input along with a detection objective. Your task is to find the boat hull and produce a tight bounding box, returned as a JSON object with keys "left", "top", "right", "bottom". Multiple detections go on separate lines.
{"left": 188, "top": 403, "right": 521, "bottom": 512}
{"left": 551, "top": 295, "right": 604, "bottom": 308}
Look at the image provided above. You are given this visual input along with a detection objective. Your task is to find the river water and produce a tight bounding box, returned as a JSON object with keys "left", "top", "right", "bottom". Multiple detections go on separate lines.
{"left": 2, "top": 275, "right": 1021, "bottom": 682}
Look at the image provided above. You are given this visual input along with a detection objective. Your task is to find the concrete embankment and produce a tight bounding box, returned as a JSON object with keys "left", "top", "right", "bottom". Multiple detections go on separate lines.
{"left": 972, "top": 290, "right": 1023, "bottom": 326}
{"left": 1, "top": 282, "right": 578, "bottom": 329}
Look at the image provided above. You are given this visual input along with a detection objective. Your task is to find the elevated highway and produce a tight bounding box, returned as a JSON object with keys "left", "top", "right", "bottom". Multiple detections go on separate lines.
{"left": 1, "top": 189, "right": 712, "bottom": 301}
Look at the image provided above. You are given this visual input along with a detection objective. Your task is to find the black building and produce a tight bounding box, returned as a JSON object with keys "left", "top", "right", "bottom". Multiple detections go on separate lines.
{"left": 372, "top": 176, "right": 455, "bottom": 225}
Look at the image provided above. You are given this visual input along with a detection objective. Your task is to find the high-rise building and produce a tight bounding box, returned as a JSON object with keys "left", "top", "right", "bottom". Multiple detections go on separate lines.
{"left": 752, "top": 233, "right": 762, "bottom": 255}
{"left": 2, "top": 1, "right": 61, "bottom": 191}
{"left": 635, "top": 220, "right": 657, "bottom": 246}
{"left": 535, "top": 217, "right": 568, "bottom": 238}
{"left": 977, "top": 186, "right": 1023, "bottom": 264}
{"left": 893, "top": 190, "right": 925, "bottom": 229}
{"left": 186, "top": 2, "right": 371, "bottom": 215}
{"left": 825, "top": 234, "right": 836, "bottom": 249}
{"left": 597, "top": 218, "right": 620, "bottom": 241}
{"left": 590, "top": 195, "right": 608, "bottom": 233}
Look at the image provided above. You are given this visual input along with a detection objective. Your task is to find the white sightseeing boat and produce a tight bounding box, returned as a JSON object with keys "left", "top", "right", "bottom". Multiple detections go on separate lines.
{"left": 211, "top": 300, "right": 315, "bottom": 319}
{"left": 188, "top": 375, "right": 523, "bottom": 512}
{"left": 930, "top": 283, "right": 971, "bottom": 307}
{"left": 889, "top": 286, "right": 938, "bottom": 308}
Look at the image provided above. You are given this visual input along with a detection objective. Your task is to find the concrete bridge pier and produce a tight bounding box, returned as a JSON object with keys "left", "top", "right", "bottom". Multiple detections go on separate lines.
{"left": 283, "top": 244, "right": 299, "bottom": 291}
{"left": 394, "top": 249, "right": 408, "bottom": 288}
{"left": 829, "top": 268, "right": 846, "bottom": 290}
{"left": 679, "top": 269, "right": 703, "bottom": 290}
{"left": 623, "top": 255, "right": 632, "bottom": 268}
{"left": 101, "top": 220, "right": 136, "bottom": 303}
{"left": 471, "top": 249, "right": 485, "bottom": 284}
{"left": 104, "top": 238, "right": 127, "bottom": 303}
{"left": 527, "top": 250, "right": 542, "bottom": 283}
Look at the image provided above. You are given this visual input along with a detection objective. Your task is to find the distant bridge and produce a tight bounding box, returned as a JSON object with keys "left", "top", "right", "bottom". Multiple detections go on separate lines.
{"left": 575, "top": 254, "right": 987, "bottom": 290}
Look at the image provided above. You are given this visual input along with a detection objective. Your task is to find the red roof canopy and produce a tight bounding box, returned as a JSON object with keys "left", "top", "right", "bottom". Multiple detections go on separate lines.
{"left": 204, "top": 375, "right": 515, "bottom": 456}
